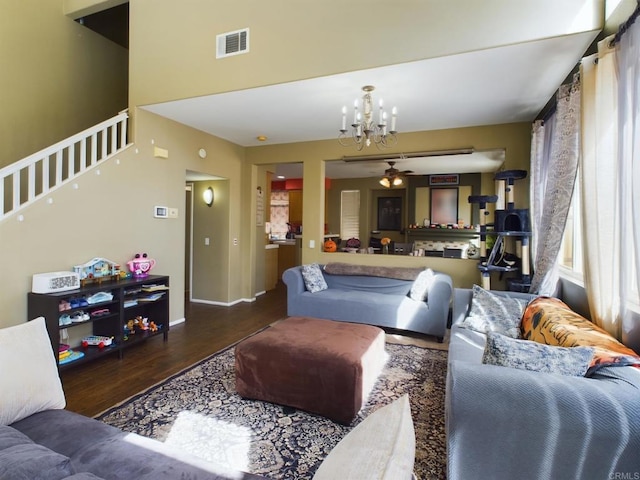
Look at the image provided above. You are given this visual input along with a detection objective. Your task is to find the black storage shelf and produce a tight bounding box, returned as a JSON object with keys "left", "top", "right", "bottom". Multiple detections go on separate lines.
{"left": 28, "top": 275, "right": 169, "bottom": 370}
{"left": 59, "top": 312, "right": 120, "bottom": 331}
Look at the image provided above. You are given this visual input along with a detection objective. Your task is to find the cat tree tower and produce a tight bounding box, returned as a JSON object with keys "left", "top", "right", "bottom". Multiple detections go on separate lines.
{"left": 468, "top": 170, "right": 531, "bottom": 291}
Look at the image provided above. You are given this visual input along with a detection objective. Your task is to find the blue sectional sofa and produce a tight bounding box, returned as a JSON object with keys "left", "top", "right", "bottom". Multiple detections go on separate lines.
{"left": 282, "top": 263, "right": 453, "bottom": 341}
{"left": 447, "top": 288, "right": 640, "bottom": 480}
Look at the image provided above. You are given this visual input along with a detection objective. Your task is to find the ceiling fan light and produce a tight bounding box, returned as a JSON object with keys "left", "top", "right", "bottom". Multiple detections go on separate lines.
{"left": 392, "top": 176, "right": 404, "bottom": 186}
{"left": 379, "top": 177, "right": 391, "bottom": 188}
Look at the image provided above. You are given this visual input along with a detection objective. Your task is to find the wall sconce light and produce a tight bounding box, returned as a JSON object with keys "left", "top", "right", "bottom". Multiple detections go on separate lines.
{"left": 203, "top": 186, "right": 214, "bottom": 207}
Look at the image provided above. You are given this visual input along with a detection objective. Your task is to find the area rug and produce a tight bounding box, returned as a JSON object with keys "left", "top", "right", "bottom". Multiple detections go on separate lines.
{"left": 97, "top": 340, "right": 448, "bottom": 480}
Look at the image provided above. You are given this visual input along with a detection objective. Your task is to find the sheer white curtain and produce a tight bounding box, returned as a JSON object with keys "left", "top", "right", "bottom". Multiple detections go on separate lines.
{"left": 529, "top": 79, "right": 580, "bottom": 295}
{"left": 580, "top": 35, "right": 621, "bottom": 338}
{"left": 617, "top": 18, "right": 640, "bottom": 346}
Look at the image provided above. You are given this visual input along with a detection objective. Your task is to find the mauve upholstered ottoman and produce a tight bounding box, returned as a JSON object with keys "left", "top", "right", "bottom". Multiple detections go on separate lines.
{"left": 234, "top": 316, "right": 387, "bottom": 424}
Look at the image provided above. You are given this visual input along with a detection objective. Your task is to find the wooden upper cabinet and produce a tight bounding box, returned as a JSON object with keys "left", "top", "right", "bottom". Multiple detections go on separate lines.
{"left": 289, "top": 190, "right": 303, "bottom": 224}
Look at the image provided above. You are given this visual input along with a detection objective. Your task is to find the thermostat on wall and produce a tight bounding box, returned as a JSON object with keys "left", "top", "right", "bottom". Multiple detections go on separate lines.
{"left": 154, "top": 206, "right": 169, "bottom": 218}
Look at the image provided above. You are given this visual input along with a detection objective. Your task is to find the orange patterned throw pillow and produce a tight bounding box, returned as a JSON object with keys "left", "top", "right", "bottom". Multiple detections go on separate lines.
{"left": 521, "top": 296, "right": 640, "bottom": 375}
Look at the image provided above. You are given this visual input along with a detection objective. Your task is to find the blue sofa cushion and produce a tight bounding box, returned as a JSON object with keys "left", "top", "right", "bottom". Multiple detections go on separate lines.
{"left": 64, "top": 474, "right": 105, "bottom": 479}
{"left": 0, "top": 443, "right": 75, "bottom": 480}
{"left": 0, "top": 425, "right": 33, "bottom": 450}
{"left": 323, "top": 273, "right": 412, "bottom": 295}
{"left": 482, "top": 332, "right": 595, "bottom": 377}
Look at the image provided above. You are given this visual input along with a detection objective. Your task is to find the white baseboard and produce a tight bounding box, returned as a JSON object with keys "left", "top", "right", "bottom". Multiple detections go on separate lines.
{"left": 169, "top": 317, "right": 186, "bottom": 327}
{"left": 190, "top": 297, "right": 257, "bottom": 306}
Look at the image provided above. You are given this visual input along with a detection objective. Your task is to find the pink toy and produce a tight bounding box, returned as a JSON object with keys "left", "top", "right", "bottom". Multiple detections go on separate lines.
{"left": 127, "top": 253, "right": 156, "bottom": 277}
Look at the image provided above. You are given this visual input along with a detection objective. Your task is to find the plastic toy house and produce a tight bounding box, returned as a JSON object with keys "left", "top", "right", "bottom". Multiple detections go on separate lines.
{"left": 73, "top": 257, "right": 120, "bottom": 286}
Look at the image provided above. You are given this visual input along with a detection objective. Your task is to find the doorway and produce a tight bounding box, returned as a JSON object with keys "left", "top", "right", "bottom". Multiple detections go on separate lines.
{"left": 185, "top": 170, "right": 229, "bottom": 305}
{"left": 184, "top": 183, "right": 193, "bottom": 304}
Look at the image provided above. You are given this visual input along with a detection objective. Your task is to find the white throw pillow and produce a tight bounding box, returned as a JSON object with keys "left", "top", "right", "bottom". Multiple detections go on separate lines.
{"left": 313, "top": 394, "right": 415, "bottom": 480}
{"left": 0, "top": 317, "right": 66, "bottom": 425}
{"left": 409, "top": 268, "right": 435, "bottom": 302}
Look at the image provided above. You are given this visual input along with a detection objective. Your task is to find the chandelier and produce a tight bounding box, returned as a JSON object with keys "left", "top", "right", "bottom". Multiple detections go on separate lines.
{"left": 339, "top": 85, "right": 397, "bottom": 151}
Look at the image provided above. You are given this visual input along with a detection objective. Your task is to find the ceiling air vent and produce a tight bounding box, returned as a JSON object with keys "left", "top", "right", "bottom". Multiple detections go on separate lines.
{"left": 216, "top": 28, "right": 249, "bottom": 59}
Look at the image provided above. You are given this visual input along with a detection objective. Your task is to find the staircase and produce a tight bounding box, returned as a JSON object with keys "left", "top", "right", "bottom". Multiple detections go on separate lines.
{"left": 0, "top": 110, "right": 130, "bottom": 221}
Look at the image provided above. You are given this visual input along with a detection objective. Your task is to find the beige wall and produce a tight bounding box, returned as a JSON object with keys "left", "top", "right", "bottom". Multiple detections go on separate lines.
{"left": 1, "top": 1, "right": 576, "bottom": 329}
{"left": 0, "top": 117, "right": 532, "bottom": 326}
{"left": 191, "top": 180, "right": 230, "bottom": 303}
{"left": 0, "top": 0, "right": 128, "bottom": 167}
{"left": 245, "top": 122, "right": 531, "bottom": 288}
{"left": 128, "top": 0, "right": 602, "bottom": 108}
{"left": 0, "top": 109, "right": 247, "bottom": 329}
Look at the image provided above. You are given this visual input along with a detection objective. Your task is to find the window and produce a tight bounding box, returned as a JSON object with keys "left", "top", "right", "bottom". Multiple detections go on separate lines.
{"left": 269, "top": 191, "right": 289, "bottom": 239}
{"left": 559, "top": 170, "right": 639, "bottom": 307}
{"left": 558, "top": 172, "right": 583, "bottom": 277}
{"left": 340, "top": 190, "right": 360, "bottom": 240}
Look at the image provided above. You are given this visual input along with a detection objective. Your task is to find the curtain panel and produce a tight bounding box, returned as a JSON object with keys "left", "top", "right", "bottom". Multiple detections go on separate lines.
{"left": 617, "top": 19, "right": 640, "bottom": 348}
{"left": 580, "top": 36, "right": 621, "bottom": 339}
{"left": 529, "top": 78, "right": 581, "bottom": 295}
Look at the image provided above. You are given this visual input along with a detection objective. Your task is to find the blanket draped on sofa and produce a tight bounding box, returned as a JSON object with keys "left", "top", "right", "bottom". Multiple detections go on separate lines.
{"left": 323, "top": 262, "right": 424, "bottom": 281}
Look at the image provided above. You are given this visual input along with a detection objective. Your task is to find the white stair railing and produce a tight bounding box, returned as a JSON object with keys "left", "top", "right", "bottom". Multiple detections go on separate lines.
{"left": 0, "top": 110, "right": 130, "bottom": 221}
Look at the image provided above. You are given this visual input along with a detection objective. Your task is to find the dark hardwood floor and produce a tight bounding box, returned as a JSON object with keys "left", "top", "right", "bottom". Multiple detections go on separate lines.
{"left": 61, "top": 283, "right": 288, "bottom": 417}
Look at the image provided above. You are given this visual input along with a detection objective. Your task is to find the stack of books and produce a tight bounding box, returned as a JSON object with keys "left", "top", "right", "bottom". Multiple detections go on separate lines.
{"left": 142, "top": 284, "right": 169, "bottom": 292}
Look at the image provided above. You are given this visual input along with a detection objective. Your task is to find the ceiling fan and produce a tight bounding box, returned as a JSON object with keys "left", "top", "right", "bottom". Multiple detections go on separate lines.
{"left": 379, "top": 161, "right": 413, "bottom": 188}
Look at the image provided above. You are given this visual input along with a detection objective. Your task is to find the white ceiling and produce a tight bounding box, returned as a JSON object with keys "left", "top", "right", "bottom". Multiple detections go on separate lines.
{"left": 146, "top": 28, "right": 598, "bottom": 180}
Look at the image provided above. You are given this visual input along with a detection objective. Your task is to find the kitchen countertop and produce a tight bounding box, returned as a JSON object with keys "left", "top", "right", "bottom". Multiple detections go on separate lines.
{"left": 271, "top": 240, "right": 296, "bottom": 246}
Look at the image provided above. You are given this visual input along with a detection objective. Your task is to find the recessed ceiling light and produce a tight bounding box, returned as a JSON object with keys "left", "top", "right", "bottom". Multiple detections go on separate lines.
{"left": 257, "top": 135, "right": 268, "bottom": 142}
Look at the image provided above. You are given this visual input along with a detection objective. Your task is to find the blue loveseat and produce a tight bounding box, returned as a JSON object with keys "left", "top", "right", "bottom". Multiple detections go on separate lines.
{"left": 282, "top": 263, "right": 453, "bottom": 341}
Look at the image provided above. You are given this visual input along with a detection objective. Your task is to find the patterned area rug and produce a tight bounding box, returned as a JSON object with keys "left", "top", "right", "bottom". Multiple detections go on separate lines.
{"left": 97, "top": 340, "right": 447, "bottom": 480}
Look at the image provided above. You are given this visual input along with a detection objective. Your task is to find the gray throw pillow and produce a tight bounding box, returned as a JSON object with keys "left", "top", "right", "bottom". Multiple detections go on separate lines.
{"left": 301, "top": 264, "right": 328, "bottom": 293}
{"left": 409, "top": 269, "right": 435, "bottom": 302}
{"left": 459, "top": 285, "right": 530, "bottom": 338}
{"left": 482, "top": 332, "right": 595, "bottom": 377}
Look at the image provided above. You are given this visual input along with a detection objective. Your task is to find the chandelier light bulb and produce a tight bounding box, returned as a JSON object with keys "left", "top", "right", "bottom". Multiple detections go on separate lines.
{"left": 379, "top": 177, "right": 391, "bottom": 188}
{"left": 391, "top": 107, "right": 398, "bottom": 133}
